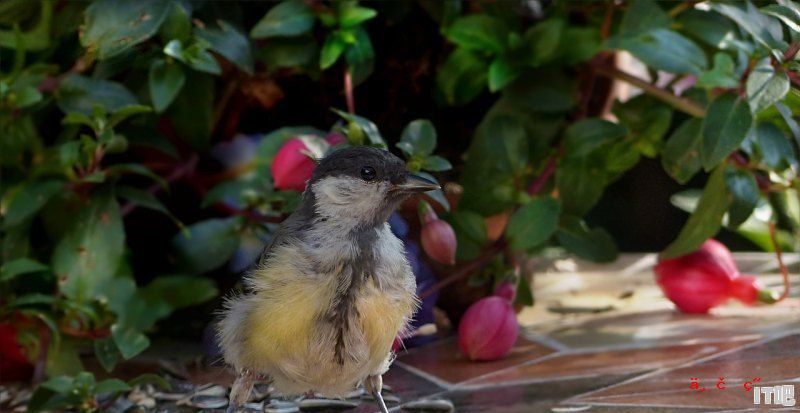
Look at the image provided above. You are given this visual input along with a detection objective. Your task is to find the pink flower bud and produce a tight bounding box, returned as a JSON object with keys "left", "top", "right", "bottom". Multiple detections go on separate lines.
{"left": 493, "top": 282, "right": 516, "bottom": 302}
{"left": 419, "top": 201, "right": 457, "bottom": 265}
{"left": 271, "top": 135, "right": 333, "bottom": 191}
{"left": 458, "top": 296, "right": 518, "bottom": 361}
{"left": 325, "top": 133, "right": 346, "bottom": 146}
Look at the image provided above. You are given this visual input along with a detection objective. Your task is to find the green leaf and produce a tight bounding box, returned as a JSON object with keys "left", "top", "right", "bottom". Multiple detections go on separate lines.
{"left": 172, "top": 217, "right": 241, "bottom": 273}
{"left": 10, "top": 293, "right": 57, "bottom": 307}
{"left": 724, "top": 168, "right": 759, "bottom": 228}
{"left": 711, "top": 1, "right": 786, "bottom": 51}
{"left": 344, "top": 26, "right": 375, "bottom": 84}
{"left": 447, "top": 211, "right": 486, "bottom": 260}
{"left": 613, "top": 95, "right": 671, "bottom": 157}
{"left": 701, "top": 93, "right": 753, "bottom": 170}
{"left": 251, "top": 0, "right": 315, "bottom": 38}
{"left": 3, "top": 180, "right": 63, "bottom": 227}
{"left": 105, "top": 163, "right": 167, "bottom": 189}
{"left": 108, "top": 105, "right": 152, "bottom": 129}
{"left": 556, "top": 215, "right": 618, "bottom": 263}
{"left": 140, "top": 275, "right": 217, "bottom": 309}
{"left": 662, "top": 166, "right": 730, "bottom": 258}
{"left": 94, "top": 379, "right": 131, "bottom": 395}
{"left": 338, "top": 3, "right": 377, "bottom": 28}
{"left": 163, "top": 39, "right": 221, "bottom": 75}
{"left": 762, "top": 4, "right": 800, "bottom": 33}
{"left": 678, "top": 9, "right": 737, "bottom": 49}
{"left": 148, "top": 59, "right": 185, "bottom": 113}
{"left": 619, "top": 0, "right": 670, "bottom": 34}
{"left": 556, "top": 160, "right": 605, "bottom": 216}
{"left": 563, "top": 118, "right": 628, "bottom": 159}
{"left": 94, "top": 337, "right": 119, "bottom": 372}
{"left": 1, "top": 257, "right": 48, "bottom": 281}
{"left": 746, "top": 58, "right": 790, "bottom": 114}
{"left": 56, "top": 75, "right": 138, "bottom": 116}
{"left": 697, "top": 53, "right": 740, "bottom": 89}
{"left": 502, "top": 69, "right": 576, "bottom": 113}
{"left": 320, "top": 32, "right": 347, "bottom": 69}
{"left": 437, "top": 47, "right": 488, "bottom": 106}
{"left": 608, "top": 28, "right": 708, "bottom": 75}
{"left": 168, "top": 71, "right": 213, "bottom": 151}
{"left": 514, "top": 275, "right": 534, "bottom": 307}
{"left": 523, "top": 18, "right": 564, "bottom": 66}
{"left": 197, "top": 20, "right": 254, "bottom": 75}
{"left": 661, "top": 118, "right": 703, "bottom": 184}
{"left": 397, "top": 119, "right": 437, "bottom": 157}
{"left": 445, "top": 15, "right": 508, "bottom": 54}
{"left": 82, "top": 0, "right": 171, "bottom": 59}
{"left": 159, "top": 2, "right": 191, "bottom": 42}
{"left": 421, "top": 155, "right": 452, "bottom": 172}
{"left": 258, "top": 35, "right": 318, "bottom": 69}
{"left": 52, "top": 192, "right": 125, "bottom": 302}
{"left": 116, "top": 186, "right": 169, "bottom": 215}
{"left": 506, "top": 196, "right": 560, "bottom": 250}
{"left": 331, "top": 109, "right": 386, "bottom": 147}
{"left": 488, "top": 57, "right": 521, "bottom": 92}
{"left": 751, "top": 121, "right": 796, "bottom": 169}
{"left": 111, "top": 324, "right": 150, "bottom": 360}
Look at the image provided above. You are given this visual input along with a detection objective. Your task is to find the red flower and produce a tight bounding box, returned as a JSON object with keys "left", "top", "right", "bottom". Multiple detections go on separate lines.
{"left": 458, "top": 296, "right": 518, "bottom": 361}
{"left": 271, "top": 135, "right": 343, "bottom": 191}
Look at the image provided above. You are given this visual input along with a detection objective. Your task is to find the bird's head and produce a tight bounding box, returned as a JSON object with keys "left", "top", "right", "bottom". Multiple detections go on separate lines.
{"left": 306, "top": 146, "right": 439, "bottom": 228}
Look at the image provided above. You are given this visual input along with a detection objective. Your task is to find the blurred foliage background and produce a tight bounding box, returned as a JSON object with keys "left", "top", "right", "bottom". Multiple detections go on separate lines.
{"left": 3, "top": 0, "right": 800, "bottom": 407}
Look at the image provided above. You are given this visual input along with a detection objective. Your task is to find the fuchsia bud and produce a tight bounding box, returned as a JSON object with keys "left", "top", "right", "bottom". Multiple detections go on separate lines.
{"left": 458, "top": 296, "right": 518, "bottom": 361}
{"left": 654, "top": 239, "right": 777, "bottom": 314}
{"left": 419, "top": 201, "right": 457, "bottom": 265}
{"left": 271, "top": 135, "right": 342, "bottom": 191}
{"left": 493, "top": 282, "right": 517, "bottom": 302}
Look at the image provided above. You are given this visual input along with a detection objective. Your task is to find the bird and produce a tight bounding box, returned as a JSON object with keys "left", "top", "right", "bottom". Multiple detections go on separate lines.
{"left": 217, "top": 146, "right": 440, "bottom": 413}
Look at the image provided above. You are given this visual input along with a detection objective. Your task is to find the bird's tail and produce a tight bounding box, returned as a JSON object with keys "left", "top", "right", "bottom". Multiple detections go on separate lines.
{"left": 226, "top": 369, "right": 255, "bottom": 413}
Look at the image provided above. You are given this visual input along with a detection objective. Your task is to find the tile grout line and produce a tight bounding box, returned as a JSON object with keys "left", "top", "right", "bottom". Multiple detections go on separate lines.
{"left": 392, "top": 361, "right": 455, "bottom": 391}
{"left": 561, "top": 329, "right": 800, "bottom": 405}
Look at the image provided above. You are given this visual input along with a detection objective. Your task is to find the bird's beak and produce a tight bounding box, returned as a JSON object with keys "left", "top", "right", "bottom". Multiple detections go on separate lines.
{"left": 394, "top": 173, "right": 440, "bottom": 193}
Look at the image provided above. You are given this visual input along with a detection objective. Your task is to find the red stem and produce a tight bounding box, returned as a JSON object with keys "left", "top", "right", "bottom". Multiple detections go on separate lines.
{"left": 527, "top": 156, "right": 557, "bottom": 195}
{"left": 419, "top": 239, "right": 505, "bottom": 300}
{"left": 344, "top": 70, "right": 355, "bottom": 114}
{"left": 768, "top": 221, "right": 791, "bottom": 302}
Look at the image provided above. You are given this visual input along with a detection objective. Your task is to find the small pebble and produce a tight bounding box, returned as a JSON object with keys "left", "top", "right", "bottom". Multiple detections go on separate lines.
{"left": 402, "top": 398, "right": 455, "bottom": 412}
{"left": 551, "top": 406, "right": 592, "bottom": 412}
{"left": 299, "top": 398, "right": 359, "bottom": 410}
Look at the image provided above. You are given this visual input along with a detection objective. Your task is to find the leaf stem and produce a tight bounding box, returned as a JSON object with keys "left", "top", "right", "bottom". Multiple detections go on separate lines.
{"left": 594, "top": 65, "right": 707, "bottom": 118}
{"left": 527, "top": 156, "right": 557, "bottom": 195}
{"left": 666, "top": 1, "right": 699, "bottom": 17}
{"left": 419, "top": 239, "right": 506, "bottom": 300}
{"left": 768, "top": 221, "right": 792, "bottom": 302}
{"left": 344, "top": 69, "right": 355, "bottom": 114}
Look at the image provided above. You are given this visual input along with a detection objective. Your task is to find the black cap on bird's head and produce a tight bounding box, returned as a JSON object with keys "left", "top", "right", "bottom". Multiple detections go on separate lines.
{"left": 309, "top": 146, "right": 439, "bottom": 193}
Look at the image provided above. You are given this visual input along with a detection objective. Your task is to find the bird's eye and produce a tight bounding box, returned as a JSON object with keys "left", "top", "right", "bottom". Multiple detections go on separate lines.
{"left": 360, "top": 166, "right": 377, "bottom": 181}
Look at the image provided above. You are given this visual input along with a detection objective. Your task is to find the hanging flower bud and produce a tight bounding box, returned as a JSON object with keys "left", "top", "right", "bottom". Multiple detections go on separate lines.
{"left": 418, "top": 201, "right": 457, "bottom": 265}
{"left": 271, "top": 135, "right": 339, "bottom": 191}
{"left": 458, "top": 296, "right": 518, "bottom": 361}
{"left": 654, "top": 239, "right": 777, "bottom": 314}
{"left": 493, "top": 282, "right": 517, "bottom": 302}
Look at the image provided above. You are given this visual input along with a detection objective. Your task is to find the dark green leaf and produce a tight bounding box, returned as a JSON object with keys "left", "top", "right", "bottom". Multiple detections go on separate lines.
{"left": 762, "top": 4, "right": 800, "bottom": 32}
{"left": 556, "top": 160, "right": 605, "bottom": 216}
{"left": 746, "top": 58, "right": 790, "bottom": 114}
{"left": 421, "top": 155, "right": 452, "bottom": 172}
{"left": 702, "top": 93, "right": 753, "bottom": 170}
{"left": 608, "top": 28, "right": 708, "bottom": 75}
{"left": 3, "top": 180, "right": 63, "bottom": 228}
{"left": 168, "top": 71, "right": 213, "bottom": 151}
{"left": 105, "top": 163, "right": 167, "bottom": 188}
{"left": 445, "top": 15, "right": 508, "bottom": 54}
{"left": 94, "top": 337, "right": 119, "bottom": 372}
{"left": 564, "top": 118, "right": 628, "bottom": 159}
{"left": 662, "top": 166, "right": 730, "bottom": 258}
{"left": 522, "top": 18, "right": 564, "bottom": 65}
{"left": 82, "top": 0, "right": 171, "bottom": 59}
{"left": 436, "top": 47, "right": 488, "bottom": 106}
{"left": 678, "top": 9, "right": 737, "bottom": 49}
{"left": 159, "top": 2, "right": 191, "bottom": 42}
{"left": 141, "top": 275, "right": 217, "bottom": 309}
{"left": 711, "top": 1, "right": 786, "bottom": 51}
{"left": 724, "top": 167, "right": 759, "bottom": 228}
{"left": 506, "top": 196, "right": 560, "bottom": 250}
{"left": 553, "top": 27, "right": 601, "bottom": 65}
{"left": 259, "top": 35, "right": 318, "bottom": 69}
{"left": 751, "top": 121, "right": 796, "bottom": 169}
{"left": 56, "top": 75, "right": 138, "bottom": 116}
{"left": 320, "top": 32, "right": 347, "bottom": 69}
{"left": 250, "top": 0, "right": 315, "bottom": 38}
{"left": 447, "top": 211, "right": 486, "bottom": 260}
{"left": 556, "top": 215, "right": 618, "bottom": 263}
{"left": 331, "top": 109, "right": 386, "bottom": 147}
{"left": 397, "top": 119, "right": 436, "bottom": 157}
{"left": 94, "top": 379, "right": 131, "bottom": 395}
{"left": 502, "top": 70, "right": 576, "bottom": 113}
{"left": 163, "top": 39, "right": 221, "bottom": 75}
{"left": 338, "top": 3, "right": 377, "bottom": 28}
{"left": 344, "top": 26, "right": 375, "bottom": 84}
{"left": 619, "top": 0, "right": 670, "bottom": 34}
{"left": 697, "top": 53, "right": 740, "bottom": 89}
{"left": 172, "top": 217, "right": 241, "bottom": 273}
{"left": 148, "top": 59, "right": 185, "bottom": 113}
{"left": 9, "top": 293, "right": 57, "bottom": 307}
{"left": 613, "top": 95, "right": 671, "bottom": 157}
{"left": 662, "top": 118, "right": 703, "bottom": 184}
{"left": 111, "top": 324, "right": 150, "bottom": 359}
{"left": 1, "top": 257, "right": 48, "bottom": 281}
{"left": 514, "top": 275, "right": 534, "bottom": 307}
{"left": 116, "top": 186, "right": 168, "bottom": 215}
{"left": 197, "top": 20, "right": 254, "bottom": 74}
{"left": 52, "top": 192, "right": 125, "bottom": 302}
{"left": 488, "top": 57, "right": 521, "bottom": 92}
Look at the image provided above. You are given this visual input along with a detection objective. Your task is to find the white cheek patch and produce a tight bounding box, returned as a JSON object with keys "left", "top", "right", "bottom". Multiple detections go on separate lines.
{"left": 311, "top": 176, "right": 390, "bottom": 222}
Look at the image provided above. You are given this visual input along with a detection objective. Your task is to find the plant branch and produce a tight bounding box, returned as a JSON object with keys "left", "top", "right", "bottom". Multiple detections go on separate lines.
{"left": 419, "top": 239, "right": 505, "bottom": 300}
{"left": 527, "top": 156, "right": 557, "bottom": 195}
{"left": 768, "top": 221, "right": 792, "bottom": 302}
{"left": 120, "top": 155, "right": 198, "bottom": 217}
{"left": 594, "top": 65, "right": 707, "bottom": 118}
{"left": 666, "top": 1, "right": 699, "bottom": 17}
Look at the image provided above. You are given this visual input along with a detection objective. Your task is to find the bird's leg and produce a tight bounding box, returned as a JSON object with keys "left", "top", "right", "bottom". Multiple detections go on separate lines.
{"left": 226, "top": 368, "right": 255, "bottom": 413}
{"left": 365, "top": 374, "right": 389, "bottom": 413}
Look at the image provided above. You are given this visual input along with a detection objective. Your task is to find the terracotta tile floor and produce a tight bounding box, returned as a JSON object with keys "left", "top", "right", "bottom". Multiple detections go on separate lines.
{"left": 73, "top": 253, "right": 799, "bottom": 412}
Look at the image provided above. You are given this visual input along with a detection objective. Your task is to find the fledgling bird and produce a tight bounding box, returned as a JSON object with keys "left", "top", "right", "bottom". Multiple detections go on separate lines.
{"left": 217, "top": 146, "right": 439, "bottom": 413}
